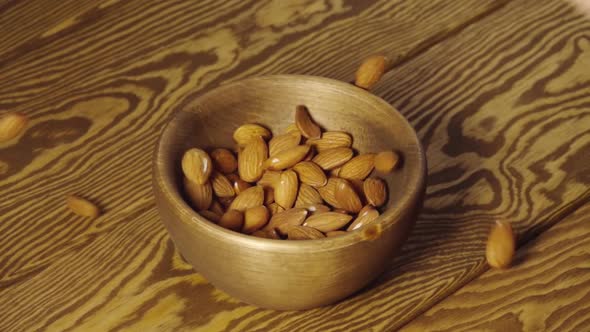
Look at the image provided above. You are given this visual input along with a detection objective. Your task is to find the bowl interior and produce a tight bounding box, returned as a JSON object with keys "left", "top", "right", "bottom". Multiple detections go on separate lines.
{"left": 156, "top": 75, "right": 425, "bottom": 242}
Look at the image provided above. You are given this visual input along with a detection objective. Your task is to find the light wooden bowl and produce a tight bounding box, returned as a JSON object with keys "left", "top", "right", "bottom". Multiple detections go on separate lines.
{"left": 153, "top": 74, "right": 426, "bottom": 310}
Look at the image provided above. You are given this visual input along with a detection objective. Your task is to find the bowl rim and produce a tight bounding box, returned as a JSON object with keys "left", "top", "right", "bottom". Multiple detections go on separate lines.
{"left": 153, "top": 74, "right": 426, "bottom": 252}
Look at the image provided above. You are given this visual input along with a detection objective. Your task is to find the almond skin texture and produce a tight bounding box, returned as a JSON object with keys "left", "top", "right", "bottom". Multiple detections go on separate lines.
{"left": 294, "top": 183, "right": 323, "bottom": 208}
{"left": 269, "top": 133, "right": 301, "bottom": 157}
{"left": 227, "top": 173, "right": 251, "bottom": 194}
{"left": 0, "top": 112, "right": 28, "bottom": 142}
{"left": 238, "top": 136, "right": 267, "bottom": 182}
{"left": 347, "top": 205, "right": 379, "bottom": 231}
{"left": 284, "top": 123, "right": 301, "bottom": 136}
{"left": 183, "top": 177, "right": 212, "bottom": 211}
{"left": 304, "top": 203, "right": 331, "bottom": 215}
{"left": 210, "top": 200, "right": 225, "bottom": 215}
{"left": 264, "top": 187, "right": 274, "bottom": 205}
{"left": 334, "top": 178, "right": 363, "bottom": 213}
{"left": 274, "top": 170, "right": 298, "bottom": 209}
{"left": 233, "top": 124, "right": 271, "bottom": 145}
{"left": 210, "top": 148, "right": 237, "bottom": 174}
{"left": 229, "top": 186, "right": 264, "bottom": 212}
{"left": 295, "top": 105, "right": 321, "bottom": 139}
{"left": 312, "top": 147, "right": 353, "bottom": 170}
{"left": 182, "top": 148, "right": 212, "bottom": 185}
{"left": 198, "top": 210, "right": 221, "bottom": 223}
{"left": 486, "top": 221, "right": 516, "bottom": 269}
{"left": 258, "top": 170, "right": 281, "bottom": 188}
{"left": 374, "top": 150, "right": 400, "bottom": 174}
{"left": 267, "top": 202, "right": 285, "bottom": 215}
{"left": 243, "top": 205, "right": 270, "bottom": 234}
{"left": 317, "top": 177, "right": 345, "bottom": 209}
{"left": 265, "top": 208, "right": 308, "bottom": 235}
{"left": 339, "top": 153, "right": 376, "bottom": 180}
{"left": 66, "top": 195, "right": 100, "bottom": 218}
{"left": 310, "top": 131, "right": 352, "bottom": 152}
{"left": 287, "top": 226, "right": 325, "bottom": 240}
{"left": 304, "top": 212, "right": 352, "bottom": 232}
{"left": 210, "top": 172, "right": 235, "bottom": 198}
{"left": 218, "top": 210, "right": 244, "bottom": 232}
{"left": 293, "top": 161, "right": 327, "bottom": 187}
{"left": 355, "top": 54, "right": 388, "bottom": 90}
{"left": 264, "top": 144, "right": 310, "bottom": 171}
{"left": 363, "top": 177, "right": 387, "bottom": 207}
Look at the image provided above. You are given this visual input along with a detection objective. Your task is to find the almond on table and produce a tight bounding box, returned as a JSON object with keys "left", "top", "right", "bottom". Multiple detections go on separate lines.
{"left": 0, "top": 112, "right": 28, "bottom": 142}
{"left": 67, "top": 195, "right": 101, "bottom": 219}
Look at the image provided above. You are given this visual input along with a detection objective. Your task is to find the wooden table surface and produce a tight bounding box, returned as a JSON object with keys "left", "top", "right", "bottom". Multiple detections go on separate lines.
{"left": 1, "top": 0, "right": 589, "bottom": 331}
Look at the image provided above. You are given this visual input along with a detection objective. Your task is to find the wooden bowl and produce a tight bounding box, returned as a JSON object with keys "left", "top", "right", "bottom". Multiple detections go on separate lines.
{"left": 153, "top": 75, "right": 426, "bottom": 310}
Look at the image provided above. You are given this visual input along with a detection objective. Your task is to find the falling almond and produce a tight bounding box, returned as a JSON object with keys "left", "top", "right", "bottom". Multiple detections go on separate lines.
{"left": 67, "top": 195, "right": 101, "bottom": 218}
{"left": 354, "top": 54, "right": 389, "bottom": 90}
{"left": 374, "top": 150, "right": 400, "bottom": 174}
{"left": 295, "top": 105, "right": 321, "bottom": 139}
{"left": 0, "top": 112, "right": 28, "bottom": 142}
{"left": 486, "top": 221, "right": 516, "bottom": 269}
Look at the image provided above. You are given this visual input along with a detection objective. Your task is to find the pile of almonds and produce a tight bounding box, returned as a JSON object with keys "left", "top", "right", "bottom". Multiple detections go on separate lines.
{"left": 181, "top": 105, "right": 400, "bottom": 240}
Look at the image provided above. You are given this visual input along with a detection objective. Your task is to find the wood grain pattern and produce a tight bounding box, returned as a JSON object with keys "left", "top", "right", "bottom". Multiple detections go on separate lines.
{"left": 0, "top": 0, "right": 589, "bottom": 330}
{"left": 402, "top": 203, "right": 590, "bottom": 332}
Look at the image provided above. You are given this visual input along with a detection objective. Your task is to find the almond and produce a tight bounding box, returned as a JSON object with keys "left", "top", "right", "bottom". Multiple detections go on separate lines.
{"left": 183, "top": 177, "right": 212, "bottom": 210}
{"left": 269, "top": 133, "right": 301, "bottom": 157}
{"left": 294, "top": 183, "right": 323, "bottom": 208}
{"left": 326, "top": 231, "right": 347, "bottom": 237}
{"left": 258, "top": 170, "right": 281, "bottom": 188}
{"left": 486, "top": 221, "right": 515, "bottom": 269}
{"left": 218, "top": 210, "right": 244, "bottom": 232}
{"left": 267, "top": 202, "right": 285, "bottom": 215}
{"left": 229, "top": 185, "right": 264, "bottom": 212}
{"left": 182, "top": 148, "right": 212, "bottom": 185}
{"left": 312, "top": 147, "right": 353, "bottom": 170}
{"left": 363, "top": 177, "right": 387, "bottom": 207}
{"left": 264, "top": 144, "right": 310, "bottom": 171}
{"left": 309, "top": 131, "right": 352, "bottom": 152}
{"left": 211, "top": 172, "right": 235, "bottom": 198}
{"left": 0, "top": 112, "right": 28, "bottom": 142}
{"left": 293, "top": 161, "right": 327, "bottom": 187}
{"left": 210, "top": 200, "right": 225, "bottom": 215}
{"left": 303, "top": 146, "right": 316, "bottom": 161}
{"left": 334, "top": 178, "right": 362, "bottom": 213}
{"left": 66, "top": 195, "right": 100, "bottom": 218}
{"left": 339, "top": 153, "right": 375, "bottom": 180}
{"left": 355, "top": 54, "right": 389, "bottom": 90}
{"left": 333, "top": 208, "right": 350, "bottom": 214}
{"left": 227, "top": 173, "right": 251, "bottom": 194}
{"left": 264, "top": 187, "right": 274, "bottom": 205}
{"left": 252, "top": 229, "right": 280, "bottom": 239}
{"left": 218, "top": 196, "right": 235, "bottom": 208}
{"left": 295, "top": 105, "right": 321, "bottom": 139}
{"left": 210, "top": 148, "right": 238, "bottom": 174}
{"left": 284, "top": 123, "right": 301, "bottom": 136}
{"left": 265, "top": 208, "right": 308, "bottom": 235}
{"left": 374, "top": 150, "right": 400, "bottom": 173}
{"left": 274, "top": 170, "right": 298, "bottom": 209}
{"left": 238, "top": 136, "right": 267, "bottom": 182}
{"left": 330, "top": 167, "right": 342, "bottom": 177}
{"left": 243, "top": 205, "right": 270, "bottom": 234}
{"left": 317, "top": 177, "right": 344, "bottom": 208}
{"left": 198, "top": 210, "right": 221, "bottom": 223}
{"left": 304, "top": 203, "right": 331, "bottom": 215}
{"left": 304, "top": 212, "right": 352, "bottom": 232}
{"left": 349, "top": 179, "right": 366, "bottom": 204}
{"left": 233, "top": 123, "right": 271, "bottom": 145}
{"left": 287, "top": 225, "right": 325, "bottom": 240}
{"left": 347, "top": 205, "right": 379, "bottom": 231}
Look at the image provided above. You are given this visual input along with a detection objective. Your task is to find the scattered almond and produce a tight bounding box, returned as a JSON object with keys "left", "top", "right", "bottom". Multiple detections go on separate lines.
{"left": 229, "top": 186, "right": 264, "bottom": 212}
{"left": 211, "top": 172, "right": 235, "bottom": 198}
{"left": 293, "top": 161, "right": 327, "bottom": 188}
{"left": 339, "top": 153, "right": 375, "bottom": 180}
{"left": 304, "top": 212, "right": 352, "bottom": 232}
{"left": 264, "top": 144, "right": 310, "bottom": 171}
{"left": 334, "top": 178, "right": 362, "bottom": 213}
{"left": 312, "top": 147, "right": 353, "bottom": 170}
{"left": 218, "top": 210, "right": 244, "bottom": 232}
{"left": 210, "top": 148, "right": 238, "bottom": 174}
{"left": 347, "top": 205, "right": 379, "bottom": 231}
{"left": 355, "top": 54, "right": 389, "bottom": 90}
{"left": 184, "top": 177, "right": 212, "bottom": 210}
{"left": 0, "top": 112, "right": 28, "bottom": 142}
{"left": 294, "top": 183, "right": 323, "bottom": 208}
{"left": 182, "top": 148, "right": 212, "bottom": 185}
{"left": 243, "top": 205, "right": 270, "bottom": 234}
{"left": 363, "top": 177, "right": 387, "bottom": 207}
{"left": 66, "top": 195, "right": 100, "bottom": 218}
{"left": 199, "top": 210, "right": 221, "bottom": 223}
{"left": 310, "top": 131, "right": 352, "bottom": 152}
{"left": 486, "top": 221, "right": 515, "bottom": 269}
{"left": 295, "top": 105, "right": 321, "bottom": 139}
{"left": 238, "top": 136, "right": 267, "bottom": 182}
{"left": 374, "top": 150, "right": 400, "bottom": 174}
{"left": 287, "top": 225, "right": 325, "bottom": 240}
{"left": 274, "top": 170, "right": 298, "bottom": 209}
{"left": 233, "top": 124, "right": 271, "bottom": 145}
{"left": 269, "top": 133, "right": 301, "bottom": 157}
